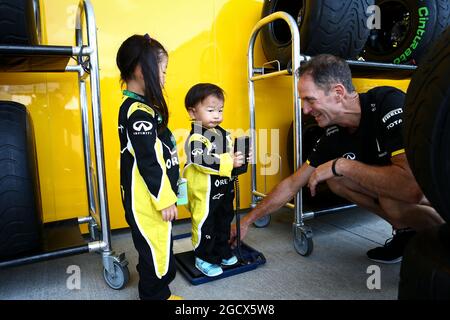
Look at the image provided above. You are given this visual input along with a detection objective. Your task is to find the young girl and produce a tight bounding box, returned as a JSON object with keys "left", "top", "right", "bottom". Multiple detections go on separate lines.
{"left": 116, "top": 34, "right": 180, "bottom": 300}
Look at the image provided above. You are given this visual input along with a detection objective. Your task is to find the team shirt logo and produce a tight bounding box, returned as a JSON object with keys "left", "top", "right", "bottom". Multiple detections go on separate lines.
{"left": 326, "top": 126, "right": 339, "bottom": 136}
{"left": 191, "top": 148, "right": 203, "bottom": 156}
{"left": 382, "top": 108, "right": 403, "bottom": 130}
{"left": 215, "top": 179, "right": 228, "bottom": 187}
{"left": 132, "top": 121, "right": 153, "bottom": 135}
{"left": 342, "top": 152, "right": 356, "bottom": 160}
{"left": 162, "top": 143, "right": 179, "bottom": 169}
{"left": 382, "top": 108, "right": 402, "bottom": 123}
{"left": 212, "top": 193, "right": 225, "bottom": 200}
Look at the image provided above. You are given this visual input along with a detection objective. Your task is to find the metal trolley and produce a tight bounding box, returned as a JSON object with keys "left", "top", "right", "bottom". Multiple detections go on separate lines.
{"left": 0, "top": 0, "right": 129, "bottom": 289}
{"left": 247, "top": 12, "right": 417, "bottom": 256}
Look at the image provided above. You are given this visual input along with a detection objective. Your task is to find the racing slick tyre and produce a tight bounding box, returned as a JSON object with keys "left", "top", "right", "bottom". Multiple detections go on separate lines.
{"left": 363, "top": 0, "right": 450, "bottom": 64}
{"left": 398, "top": 224, "right": 450, "bottom": 299}
{"left": 0, "top": 0, "right": 39, "bottom": 45}
{"left": 403, "top": 26, "right": 450, "bottom": 224}
{"left": 260, "top": 0, "right": 374, "bottom": 68}
{"left": 0, "top": 101, "right": 42, "bottom": 258}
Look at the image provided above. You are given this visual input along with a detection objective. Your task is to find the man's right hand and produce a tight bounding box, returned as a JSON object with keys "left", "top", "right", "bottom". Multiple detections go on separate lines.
{"left": 229, "top": 219, "right": 249, "bottom": 247}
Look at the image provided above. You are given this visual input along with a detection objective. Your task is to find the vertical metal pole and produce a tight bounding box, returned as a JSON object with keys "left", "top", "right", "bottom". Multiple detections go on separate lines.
{"left": 289, "top": 15, "right": 304, "bottom": 228}
{"left": 78, "top": 0, "right": 112, "bottom": 252}
{"left": 75, "top": 17, "right": 97, "bottom": 222}
{"left": 247, "top": 28, "right": 258, "bottom": 207}
{"left": 32, "top": 0, "right": 42, "bottom": 44}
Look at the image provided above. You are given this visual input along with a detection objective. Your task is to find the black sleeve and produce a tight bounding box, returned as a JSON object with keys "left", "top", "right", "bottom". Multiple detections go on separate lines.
{"left": 127, "top": 108, "right": 176, "bottom": 209}
{"left": 188, "top": 138, "right": 220, "bottom": 173}
{"left": 378, "top": 89, "right": 406, "bottom": 157}
{"left": 185, "top": 134, "right": 234, "bottom": 177}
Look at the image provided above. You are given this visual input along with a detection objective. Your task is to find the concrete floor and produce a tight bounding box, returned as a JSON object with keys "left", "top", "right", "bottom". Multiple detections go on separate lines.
{"left": 0, "top": 207, "right": 400, "bottom": 300}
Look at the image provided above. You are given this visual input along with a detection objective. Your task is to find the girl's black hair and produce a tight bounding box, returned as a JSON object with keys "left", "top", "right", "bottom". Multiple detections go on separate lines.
{"left": 116, "top": 34, "right": 169, "bottom": 129}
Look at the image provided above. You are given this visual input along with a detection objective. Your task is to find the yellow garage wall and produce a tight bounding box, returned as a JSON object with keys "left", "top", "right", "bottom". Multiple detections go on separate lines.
{"left": 0, "top": 0, "right": 411, "bottom": 230}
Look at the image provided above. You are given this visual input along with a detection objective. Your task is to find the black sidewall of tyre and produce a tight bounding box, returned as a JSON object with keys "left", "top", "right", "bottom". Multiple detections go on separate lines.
{"left": 404, "top": 26, "right": 450, "bottom": 223}
{"left": 363, "top": 0, "right": 450, "bottom": 64}
{"left": 398, "top": 224, "right": 450, "bottom": 299}
{"left": 260, "top": 0, "right": 374, "bottom": 67}
{"left": 0, "top": 0, "right": 38, "bottom": 45}
{"left": 0, "top": 101, "right": 42, "bottom": 258}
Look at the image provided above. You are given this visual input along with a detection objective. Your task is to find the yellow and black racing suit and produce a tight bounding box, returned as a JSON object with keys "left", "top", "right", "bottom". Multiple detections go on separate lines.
{"left": 118, "top": 90, "right": 179, "bottom": 300}
{"left": 183, "top": 122, "right": 235, "bottom": 264}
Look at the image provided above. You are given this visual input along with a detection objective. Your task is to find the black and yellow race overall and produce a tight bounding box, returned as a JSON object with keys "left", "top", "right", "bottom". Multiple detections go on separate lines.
{"left": 118, "top": 90, "right": 179, "bottom": 300}
{"left": 183, "top": 123, "right": 235, "bottom": 264}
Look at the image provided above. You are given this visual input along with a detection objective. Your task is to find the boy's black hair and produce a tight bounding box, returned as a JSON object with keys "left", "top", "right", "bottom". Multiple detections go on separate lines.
{"left": 185, "top": 83, "right": 225, "bottom": 110}
{"left": 116, "top": 34, "right": 169, "bottom": 129}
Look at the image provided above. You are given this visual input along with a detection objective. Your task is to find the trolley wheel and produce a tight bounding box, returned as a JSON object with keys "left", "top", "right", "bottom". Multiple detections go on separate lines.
{"left": 253, "top": 215, "right": 271, "bottom": 228}
{"left": 103, "top": 261, "right": 130, "bottom": 290}
{"left": 293, "top": 226, "right": 313, "bottom": 256}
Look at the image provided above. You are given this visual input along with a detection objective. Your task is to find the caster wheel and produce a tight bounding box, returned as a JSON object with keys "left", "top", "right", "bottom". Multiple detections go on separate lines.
{"left": 293, "top": 226, "right": 313, "bottom": 256}
{"left": 103, "top": 261, "right": 130, "bottom": 290}
{"left": 253, "top": 215, "right": 271, "bottom": 228}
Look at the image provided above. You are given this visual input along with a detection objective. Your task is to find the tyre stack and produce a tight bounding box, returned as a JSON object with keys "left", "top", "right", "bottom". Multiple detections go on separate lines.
{"left": 260, "top": 0, "right": 450, "bottom": 66}
{"left": 0, "top": 0, "right": 42, "bottom": 259}
{"left": 363, "top": 0, "right": 450, "bottom": 65}
{"left": 260, "top": 0, "right": 374, "bottom": 68}
{"left": 400, "top": 26, "right": 450, "bottom": 299}
{"left": 0, "top": 102, "right": 42, "bottom": 258}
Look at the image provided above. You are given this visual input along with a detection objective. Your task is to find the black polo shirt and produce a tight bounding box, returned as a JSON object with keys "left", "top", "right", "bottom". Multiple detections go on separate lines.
{"left": 306, "top": 86, "right": 406, "bottom": 168}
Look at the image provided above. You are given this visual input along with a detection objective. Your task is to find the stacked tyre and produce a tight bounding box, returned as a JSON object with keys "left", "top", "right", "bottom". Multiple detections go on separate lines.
{"left": 403, "top": 26, "right": 450, "bottom": 224}
{"left": 260, "top": 0, "right": 450, "bottom": 66}
{"left": 400, "top": 26, "right": 450, "bottom": 299}
{"left": 260, "top": 0, "right": 374, "bottom": 67}
{"left": 0, "top": 102, "right": 42, "bottom": 258}
{"left": 0, "top": 0, "right": 42, "bottom": 259}
{"left": 0, "top": 0, "right": 39, "bottom": 45}
{"left": 363, "top": 0, "right": 450, "bottom": 64}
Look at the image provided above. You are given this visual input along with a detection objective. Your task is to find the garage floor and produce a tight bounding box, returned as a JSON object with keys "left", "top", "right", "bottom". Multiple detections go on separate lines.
{"left": 0, "top": 207, "right": 400, "bottom": 300}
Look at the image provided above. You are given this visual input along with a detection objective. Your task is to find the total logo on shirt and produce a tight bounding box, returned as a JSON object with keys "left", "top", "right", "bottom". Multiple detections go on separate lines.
{"left": 163, "top": 143, "right": 179, "bottom": 169}
{"left": 215, "top": 179, "right": 229, "bottom": 187}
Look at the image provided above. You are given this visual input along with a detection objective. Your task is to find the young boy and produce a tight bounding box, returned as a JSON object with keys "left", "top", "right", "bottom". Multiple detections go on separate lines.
{"left": 183, "top": 83, "right": 245, "bottom": 277}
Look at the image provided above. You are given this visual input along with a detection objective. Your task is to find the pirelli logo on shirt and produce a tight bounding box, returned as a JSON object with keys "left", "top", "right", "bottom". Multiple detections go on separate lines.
{"left": 382, "top": 108, "right": 403, "bottom": 130}
{"left": 132, "top": 120, "right": 153, "bottom": 135}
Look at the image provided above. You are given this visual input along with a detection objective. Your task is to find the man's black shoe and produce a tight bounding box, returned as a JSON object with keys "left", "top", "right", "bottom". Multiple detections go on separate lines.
{"left": 366, "top": 228, "right": 416, "bottom": 264}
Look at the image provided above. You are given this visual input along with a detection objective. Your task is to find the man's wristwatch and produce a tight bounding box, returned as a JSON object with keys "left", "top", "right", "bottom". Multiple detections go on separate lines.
{"left": 332, "top": 158, "right": 343, "bottom": 177}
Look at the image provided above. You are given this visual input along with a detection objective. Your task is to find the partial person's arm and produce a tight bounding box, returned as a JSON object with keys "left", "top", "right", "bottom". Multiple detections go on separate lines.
{"left": 309, "top": 153, "right": 422, "bottom": 203}
{"left": 127, "top": 105, "right": 177, "bottom": 214}
{"left": 186, "top": 134, "right": 235, "bottom": 177}
{"left": 230, "top": 163, "right": 315, "bottom": 245}
{"left": 309, "top": 88, "right": 422, "bottom": 204}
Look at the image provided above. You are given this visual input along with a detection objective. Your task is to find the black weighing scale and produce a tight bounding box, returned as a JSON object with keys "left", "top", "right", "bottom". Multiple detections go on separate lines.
{"left": 174, "top": 136, "right": 266, "bottom": 285}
